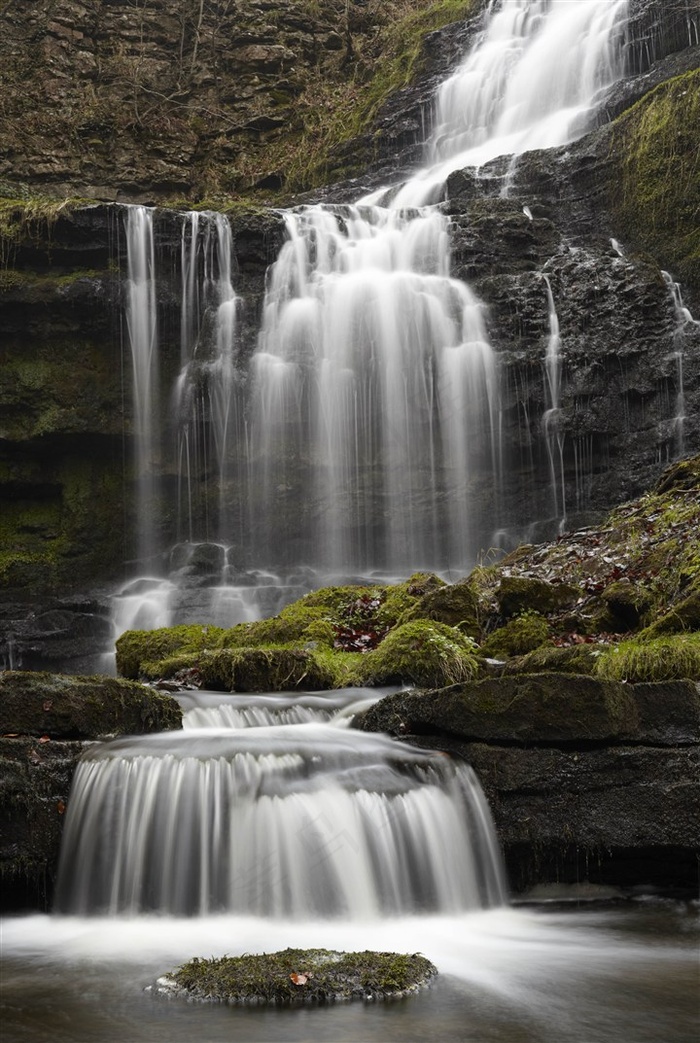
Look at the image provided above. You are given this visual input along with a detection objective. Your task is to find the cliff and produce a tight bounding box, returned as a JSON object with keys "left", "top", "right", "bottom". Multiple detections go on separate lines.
{"left": 0, "top": 0, "right": 698, "bottom": 664}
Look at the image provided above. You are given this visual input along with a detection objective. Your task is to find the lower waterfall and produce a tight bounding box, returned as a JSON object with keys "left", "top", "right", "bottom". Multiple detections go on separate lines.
{"left": 54, "top": 689, "right": 506, "bottom": 918}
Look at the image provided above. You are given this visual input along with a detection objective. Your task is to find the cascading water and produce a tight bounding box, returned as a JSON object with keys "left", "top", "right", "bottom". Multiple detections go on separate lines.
{"left": 384, "top": 0, "right": 630, "bottom": 206}
{"left": 124, "top": 206, "right": 159, "bottom": 569}
{"left": 55, "top": 689, "right": 506, "bottom": 919}
{"left": 661, "top": 270, "right": 698, "bottom": 459}
{"left": 541, "top": 273, "right": 566, "bottom": 526}
{"left": 113, "top": 0, "right": 637, "bottom": 634}
{"left": 250, "top": 205, "right": 499, "bottom": 572}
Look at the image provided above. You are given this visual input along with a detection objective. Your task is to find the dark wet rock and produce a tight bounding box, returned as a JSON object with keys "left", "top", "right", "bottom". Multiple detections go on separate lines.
{"left": 360, "top": 675, "right": 700, "bottom": 894}
{"left": 360, "top": 674, "right": 700, "bottom": 747}
{"left": 0, "top": 670, "right": 181, "bottom": 911}
{"left": 0, "top": 735, "right": 84, "bottom": 911}
{"left": 0, "top": 670, "right": 182, "bottom": 739}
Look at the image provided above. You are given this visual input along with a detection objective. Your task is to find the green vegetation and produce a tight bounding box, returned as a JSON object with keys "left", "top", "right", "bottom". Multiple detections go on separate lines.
{"left": 168, "top": 948, "right": 437, "bottom": 1005}
{"left": 358, "top": 620, "right": 481, "bottom": 687}
{"left": 115, "top": 456, "right": 700, "bottom": 691}
{"left": 279, "top": 0, "right": 478, "bottom": 189}
{"left": 0, "top": 671, "right": 182, "bottom": 739}
{"left": 612, "top": 69, "right": 700, "bottom": 294}
{"left": 116, "top": 625, "right": 225, "bottom": 679}
{"left": 481, "top": 611, "right": 550, "bottom": 659}
{"left": 594, "top": 634, "right": 700, "bottom": 683}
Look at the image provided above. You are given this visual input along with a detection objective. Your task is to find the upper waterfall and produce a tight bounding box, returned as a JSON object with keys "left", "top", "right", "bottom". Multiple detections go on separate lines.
{"left": 114, "top": 0, "right": 636, "bottom": 632}
{"left": 388, "top": 0, "right": 629, "bottom": 205}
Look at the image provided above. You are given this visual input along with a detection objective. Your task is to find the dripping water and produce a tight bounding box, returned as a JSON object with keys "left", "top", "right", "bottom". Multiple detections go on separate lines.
{"left": 541, "top": 273, "right": 566, "bottom": 527}
{"left": 661, "top": 270, "right": 697, "bottom": 459}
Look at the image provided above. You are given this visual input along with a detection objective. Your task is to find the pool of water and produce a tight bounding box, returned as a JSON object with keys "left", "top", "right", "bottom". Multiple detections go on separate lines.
{"left": 2, "top": 901, "right": 697, "bottom": 1043}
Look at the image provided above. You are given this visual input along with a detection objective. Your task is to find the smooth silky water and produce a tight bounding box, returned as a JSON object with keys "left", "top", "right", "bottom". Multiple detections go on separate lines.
{"left": 3, "top": 689, "right": 698, "bottom": 1042}
{"left": 4, "top": 4, "right": 697, "bottom": 1040}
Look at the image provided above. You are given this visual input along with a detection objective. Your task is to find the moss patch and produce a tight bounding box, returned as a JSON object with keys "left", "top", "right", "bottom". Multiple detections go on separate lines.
{"left": 116, "top": 625, "right": 225, "bottom": 679}
{"left": 612, "top": 69, "right": 700, "bottom": 295}
{"left": 0, "top": 671, "right": 182, "bottom": 739}
{"left": 594, "top": 634, "right": 700, "bottom": 683}
{"left": 481, "top": 612, "right": 550, "bottom": 659}
{"left": 198, "top": 647, "right": 336, "bottom": 692}
{"left": 162, "top": 948, "right": 437, "bottom": 1005}
{"left": 359, "top": 620, "right": 481, "bottom": 687}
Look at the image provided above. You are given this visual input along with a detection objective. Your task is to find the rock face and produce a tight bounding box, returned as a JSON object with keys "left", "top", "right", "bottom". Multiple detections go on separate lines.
{"left": 359, "top": 676, "right": 700, "bottom": 894}
{"left": 0, "top": 671, "right": 182, "bottom": 910}
{"left": 0, "top": 0, "right": 698, "bottom": 649}
{"left": 0, "top": 0, "right": 480, "bottom": 200}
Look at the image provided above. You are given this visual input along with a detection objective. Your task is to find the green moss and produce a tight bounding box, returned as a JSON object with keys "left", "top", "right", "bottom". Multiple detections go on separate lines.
{"left": 359, "top": 620, "right": 481, "bottom": 687}
{"left": 198, "top": 647, "right": 336, "bottom": 692}
{"left": 640, "top": 590, "right": 700, "bottom": 638}
{"left": 612, "top": 69, "right": 700, "bottom": 293}
{"left": 481, "top": 611, "right": 551, "bottom": 659}
{"left": 116, "top": 625, "right": 224, "bottom": 679}
{"left": 601, "top": 579, "right": 653, "bottom": 631}
{"left": 400, "top": 576, "right": 480, "bottom": 635}
{"left": 168, "top": 948, "right": 436, "bottom": 1005}
{"left": 594, "top": 634, "right": 700, "bottom": 683}
{"left": 0, "top": 671, "right": 182, "bottom": 738}
{"left": 247, "top": 0, "right": 479, "bottom": 192}
{"left": 496, "top": 577, "right": 579, "bottom": 618}
{"left": 502, "top": 643, "right": 602, "bottom": 676}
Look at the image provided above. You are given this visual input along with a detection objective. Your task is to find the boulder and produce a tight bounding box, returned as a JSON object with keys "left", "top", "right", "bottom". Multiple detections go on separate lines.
{"left": 0, "top": 671, "right": 182, "bottom": 911}
{"left": 0, "top": 670, "right": 182, "bottom": 739}
{"left": 359, "top": 674, "right": 700, "bottom": 894}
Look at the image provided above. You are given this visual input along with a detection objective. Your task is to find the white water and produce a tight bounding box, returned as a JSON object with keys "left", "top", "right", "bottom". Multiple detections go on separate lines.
{"left": 250, "top": 205, "right": 499, "bottom": 571}
{"left": 542, "top": 272, "right": 566, "bottom": 525}
{"left": 54, "top": 689, "right": 506, "bottom": 918}
{"left": 115, "top": 1, "right": 633, "bottom": 629}
{"left": 661, "top": 270, "right": 698, "bottom": 459}
{"left": 124, "top": 206, "right": 159, "bottom": 567}
{"left": 383, "top": 0, "right": 629, "bottom": 206}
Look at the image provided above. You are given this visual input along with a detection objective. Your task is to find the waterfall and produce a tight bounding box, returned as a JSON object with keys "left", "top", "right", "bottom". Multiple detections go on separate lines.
{"left": 387, "top": 0, "right": 630, "bottom": 206}
{"left": 541, "top": 273, "right": 566, "bottom": 525}
{"left": 55, "top": 691, "right": 506, "bottom": 918}
{"left": 661, "top": 271, "right": 697, "bottom": 459}
{"left": 173, "top": 211, "right": 243, "bottom": 544}
{"left": 124, "top": 206, "right": 159, "bottom": 568}
{"left": 114, "top": 0, "right": 635, "bottom": 630}
{"left": 250, "top": 205, "right": 499, "bottom": 572}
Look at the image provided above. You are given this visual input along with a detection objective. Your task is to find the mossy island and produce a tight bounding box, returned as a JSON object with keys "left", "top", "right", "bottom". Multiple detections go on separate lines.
{"left": 154, "top": 948, "right": 437, "bottom": 1006}
{"left": 117, "top": 455, "right": 700, "bottom": 692}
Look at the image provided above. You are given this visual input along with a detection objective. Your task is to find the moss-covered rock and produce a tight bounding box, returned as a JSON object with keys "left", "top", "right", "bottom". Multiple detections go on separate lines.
{"left": 359, "top": 673, "right": 700, "bottom": 746}
{"left": 495, "top": 577, "right": 579, "bottom": 618}
{"left": 116, "top": 625, "right": 224, "bottom": 679}
{"left": 601, "top": 579, "right": 653, "bottom": 631}
{"left": 481, "top": 612, "right": 550, "bottom": 659}
{"left": 158, "top": 948, "right": 437, "bottom": 1005}
{"left": 198, "top": 647, "right": 336, "bottom": 692}
{"left": 400, "top": 576, "right": 480, "bottom": 636}
{"left": 0, "top": 670, "right": 182, "bottom": 739}
{"left": 502, "top": 643, "right": 602, "bottom": 676}
{"left": 640, "top": 590, "right": 700, "bottom": 638}
{"left": 358, "top": 620, "right": 481, "bottom": 687}
{"left": 0, "top": 670, "right": 181, "bottom": 912}
{"left": 593, "top": 634, "right": 700, "bottom": 683}
{"left": 612, "top": 69, "right": 700, "bottom": 296}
